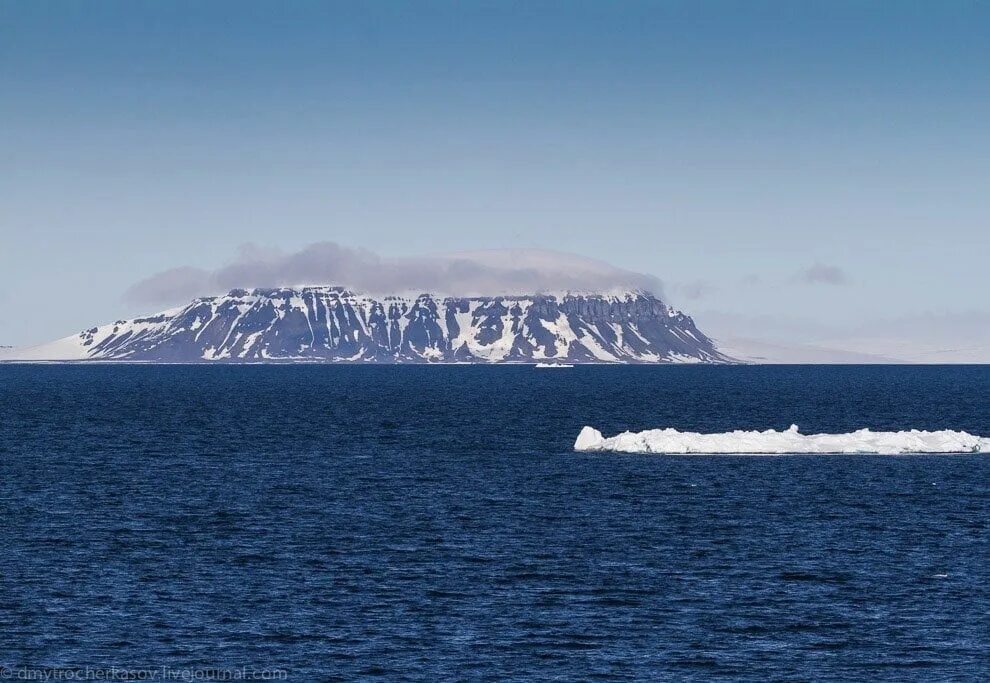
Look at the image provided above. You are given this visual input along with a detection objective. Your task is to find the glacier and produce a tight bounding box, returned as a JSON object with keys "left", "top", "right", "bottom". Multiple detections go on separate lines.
{"left": 2, "top": 287, "right": 733, "bottom": 364}
{"left": 574, "top": 424, "right": 990, "bottom": 454}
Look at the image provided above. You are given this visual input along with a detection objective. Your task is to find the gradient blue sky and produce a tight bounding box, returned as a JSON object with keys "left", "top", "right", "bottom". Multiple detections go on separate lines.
{"left": 2, "top": 1, "right": 988, "bottom": 352}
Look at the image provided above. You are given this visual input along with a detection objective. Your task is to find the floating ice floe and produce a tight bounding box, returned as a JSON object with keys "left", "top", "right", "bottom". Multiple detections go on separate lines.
{"left": 573, "top": 424, "right": 990, "bottom": 455}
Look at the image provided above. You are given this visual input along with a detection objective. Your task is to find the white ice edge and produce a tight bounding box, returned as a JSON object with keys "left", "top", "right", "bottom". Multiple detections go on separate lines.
{"left": 574, "top": 424, "right": 990, "bottom": 455}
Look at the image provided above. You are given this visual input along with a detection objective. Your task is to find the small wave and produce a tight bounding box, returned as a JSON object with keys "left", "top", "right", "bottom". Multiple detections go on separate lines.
{"left": 574, "top": 424, "right": 990, "bottom": 454}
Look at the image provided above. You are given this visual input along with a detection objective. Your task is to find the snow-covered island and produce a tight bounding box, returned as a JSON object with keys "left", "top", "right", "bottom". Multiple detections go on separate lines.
{"left": 2, "top": 287, "right": 734, "bottom": 364}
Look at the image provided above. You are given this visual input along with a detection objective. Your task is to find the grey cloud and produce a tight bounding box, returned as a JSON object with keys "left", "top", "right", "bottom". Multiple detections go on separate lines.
{"left": 674, "top": 280, "right": 717, "bottom": 301}
{"left": 123, "top": 266, "right": 213, "bottom": 306}
{"left": 123, "top": 242, "right": 664, "bottom": 306}
{"left": 793, "top": 263, "right": 849, "bottom": 286}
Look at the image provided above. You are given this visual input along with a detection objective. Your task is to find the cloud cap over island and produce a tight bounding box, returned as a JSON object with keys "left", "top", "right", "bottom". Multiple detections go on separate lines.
{"left": 123, "top": 242, "right": 665, "bottom": 306}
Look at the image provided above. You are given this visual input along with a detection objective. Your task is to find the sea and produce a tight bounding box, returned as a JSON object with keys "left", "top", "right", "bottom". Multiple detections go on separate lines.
{"left": 1, "top": 364, "right": 988, "bottom": 681}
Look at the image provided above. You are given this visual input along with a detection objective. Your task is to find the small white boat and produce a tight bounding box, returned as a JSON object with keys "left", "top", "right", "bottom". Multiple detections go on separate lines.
{"left": 535, "top": 362, "right": 574, "bottom": 368}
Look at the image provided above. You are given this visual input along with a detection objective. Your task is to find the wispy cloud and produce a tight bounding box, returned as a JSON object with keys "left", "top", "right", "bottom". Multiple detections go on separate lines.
{"left": 123, "top": 242, "right": 665, "bottom": 306}
{"left": 673, "top": 280, "right": 717, "bottom": 301}
{"left": 793, "top": 263, "right": 849, "bottom": 286}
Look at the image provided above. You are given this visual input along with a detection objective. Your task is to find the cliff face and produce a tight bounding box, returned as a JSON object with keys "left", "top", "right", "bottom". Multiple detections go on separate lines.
{"left": 15, "top": 287, "right": 734, "bottom": 363}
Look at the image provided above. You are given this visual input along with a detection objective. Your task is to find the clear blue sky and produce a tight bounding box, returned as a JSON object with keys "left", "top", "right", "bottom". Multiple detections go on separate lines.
{"left": 2, "top": 1, "right": 988, "bottom": 348}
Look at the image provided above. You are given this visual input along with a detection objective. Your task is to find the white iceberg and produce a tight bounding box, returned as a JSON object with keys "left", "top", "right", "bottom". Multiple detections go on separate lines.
{"left": 574, "top": 424, "right": 990, "bottom": 455}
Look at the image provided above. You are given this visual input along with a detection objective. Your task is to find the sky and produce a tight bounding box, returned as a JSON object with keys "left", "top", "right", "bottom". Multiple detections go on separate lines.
{"left": 2, "top": 1, "right": 988, "bottom": 359}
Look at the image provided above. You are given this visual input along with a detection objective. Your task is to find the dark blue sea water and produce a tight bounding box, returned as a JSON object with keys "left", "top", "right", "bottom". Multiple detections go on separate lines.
{"left": 1, "top": 365, "right": 988, "bottom": 681}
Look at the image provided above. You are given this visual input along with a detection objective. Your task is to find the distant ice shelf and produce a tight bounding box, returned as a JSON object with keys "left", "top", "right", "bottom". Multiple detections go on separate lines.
{"left": 574, "top": 424, "right": 990, "bottom": 454}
